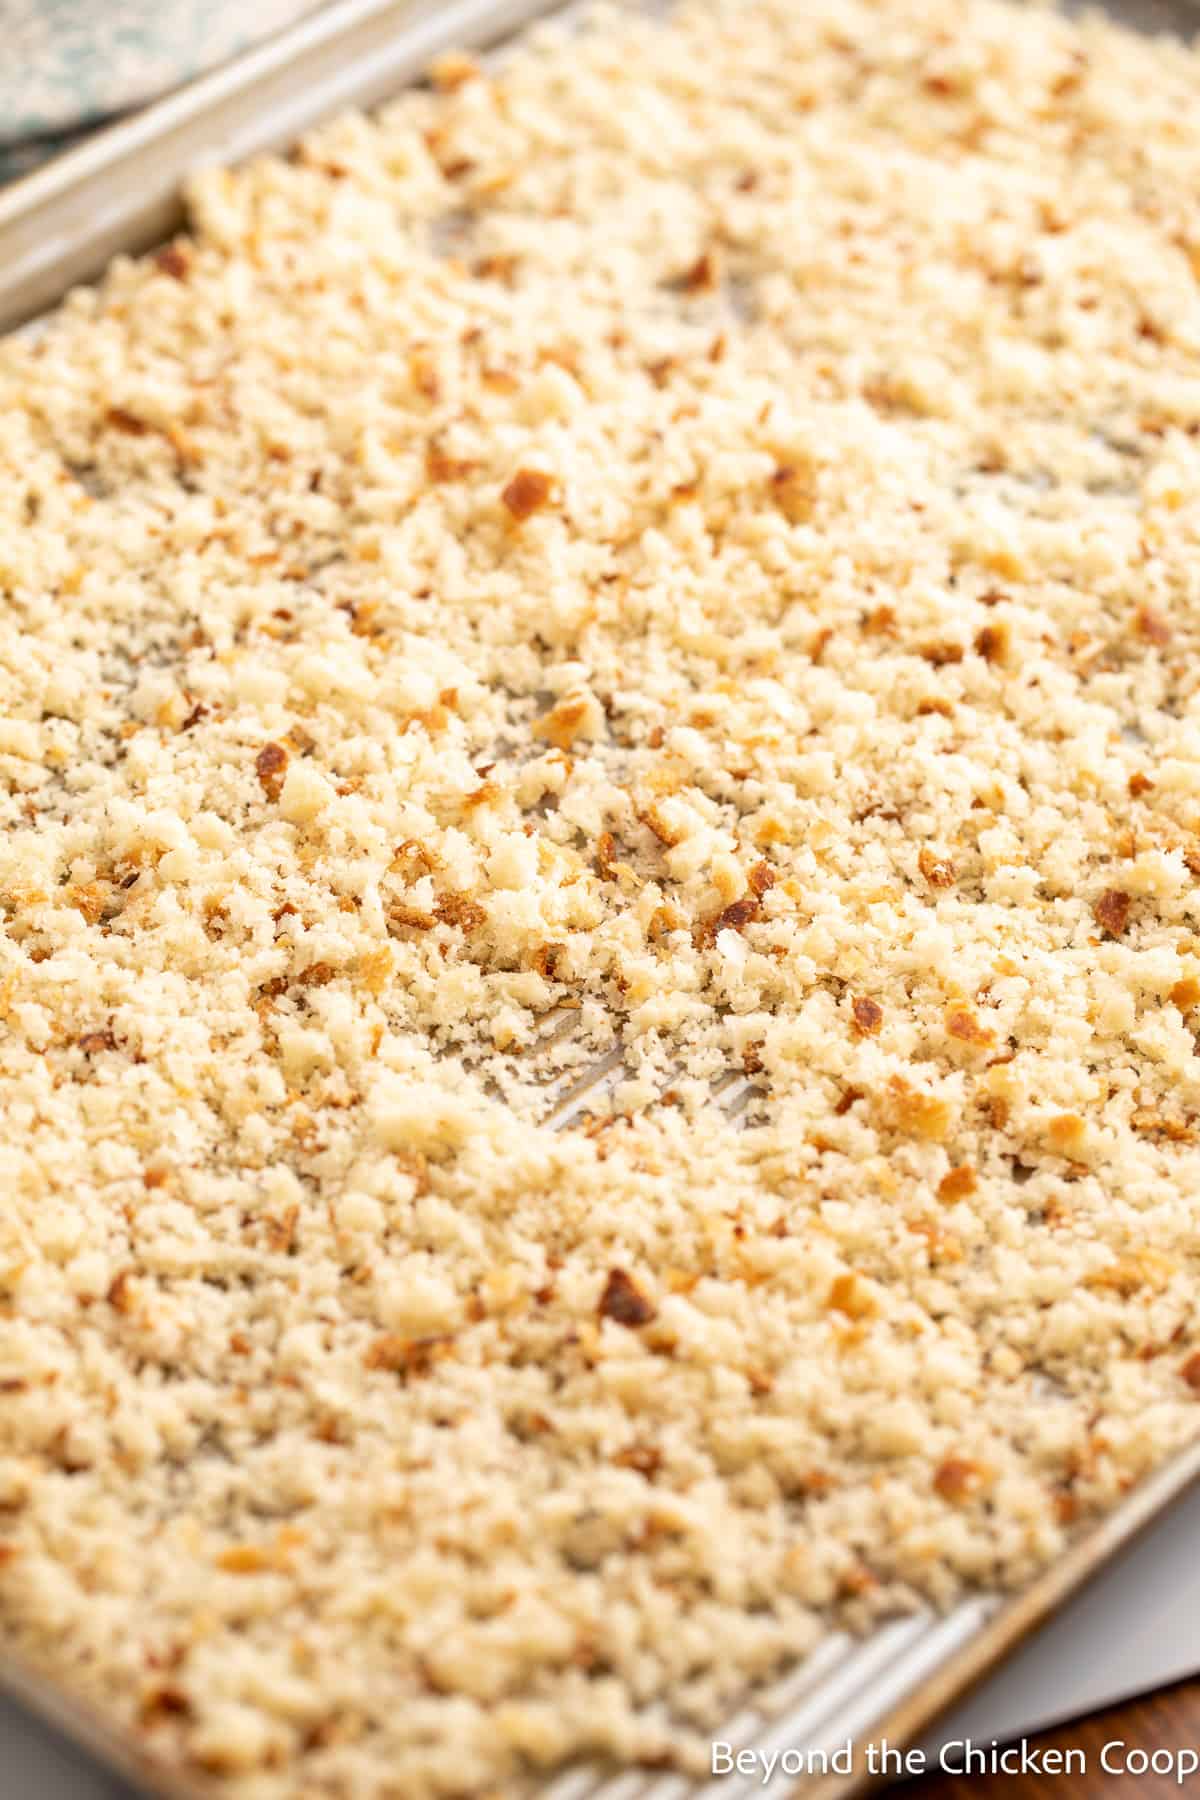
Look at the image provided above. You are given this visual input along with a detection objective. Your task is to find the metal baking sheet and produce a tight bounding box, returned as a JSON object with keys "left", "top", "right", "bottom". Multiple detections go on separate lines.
{"left": 2, "top": 2, "right": 1200, "bottom": 1796}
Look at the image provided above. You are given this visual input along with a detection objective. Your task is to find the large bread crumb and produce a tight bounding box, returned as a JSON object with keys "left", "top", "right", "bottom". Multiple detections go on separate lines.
{"left": 4, "top": 0, "right": 1200, "bottom": 1792}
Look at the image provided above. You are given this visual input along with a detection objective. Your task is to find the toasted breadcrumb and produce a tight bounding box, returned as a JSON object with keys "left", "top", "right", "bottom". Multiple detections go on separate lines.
{"left": 4, "top": 0, "right": 1200, "bottom": 1794}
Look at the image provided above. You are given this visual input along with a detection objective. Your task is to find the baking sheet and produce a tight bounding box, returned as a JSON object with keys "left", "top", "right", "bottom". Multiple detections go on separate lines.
{"left": 13, "top": 1568, "right": 1190, "bottom": 1798}
{"left": 7, "top": 1480, "right": 1200, "bottom": 1798}
{"left": 2, "top": 2, "right": 1200, "bottom": 1796}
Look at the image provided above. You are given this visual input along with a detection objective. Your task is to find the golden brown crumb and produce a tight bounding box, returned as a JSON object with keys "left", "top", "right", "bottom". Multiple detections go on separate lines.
{"left": 769, "top": 461, "right": 816, "bottom": 524}
{"left": 534, "top": 691, "right": 600, "bottom": 749}
{"left": 918, "top": 847, "right": 956, "bottom": 888}
{"left": 598, "top": 1268, "right": 657, "bottom": 1328}
{"left": 1135, "top": 604, "right": 1171, "bottom": 647}
{"left": 676, "top": 250, "right": 718, "bottom": 292}
{"left": 1094, "top": 888, "right": 1131, "bottom": 937}
{"left": 827, "top": 1273, "right": 877, "bottom": 1320}
{"left": 255, "top": 740, "right": 289, "bottom": 801}
{"left": 430, "top": 50, "right": 481, "bottom": 92}
{"left": 933, "top": 1458, "right": 988, "bottom": 1503}
{"left": 1047, "top": 1113, "right": 1087, "bottom": 1155}
{"left": 424, "top": 440, "right": 477, "bottom": 484}
{"left": 975, "top": 621, "right": 1011, "bottom": 665}
{"left": 154, "top": 243, "right": 191, "bottom": 281}
{"left": 944, "top": 1004, "right": 995, "bottom": 1048}
{"left": 851, "top": 996, "right": 883, "bottom": 1036}
{"left": 938, "top": 1166, "right": 978, "bottom": 1204}
{"left": 105, "top": 406, "right": 150, "bottom": 436}
{"left": 501, "top": 466, "right": 557, "bottom": 521}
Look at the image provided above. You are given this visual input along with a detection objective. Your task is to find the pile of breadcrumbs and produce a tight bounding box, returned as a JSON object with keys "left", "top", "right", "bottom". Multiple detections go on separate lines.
{"left": 3, "top": 0, "right": 1200, "bottom": 1792}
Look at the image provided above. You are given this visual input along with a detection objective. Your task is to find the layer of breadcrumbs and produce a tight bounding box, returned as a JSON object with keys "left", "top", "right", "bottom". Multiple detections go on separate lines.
{"left": 4, "top": 0, "right": 1200, "bottom": 1792}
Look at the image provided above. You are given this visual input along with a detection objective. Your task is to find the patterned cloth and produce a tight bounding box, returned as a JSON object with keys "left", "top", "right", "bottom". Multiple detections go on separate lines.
{"left": 0, "top": 0, "right": 318, "bottom": 183}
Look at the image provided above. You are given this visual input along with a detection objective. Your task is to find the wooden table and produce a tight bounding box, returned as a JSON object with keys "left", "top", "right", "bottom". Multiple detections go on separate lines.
{"left": 903, "top": 1679, "right": 1200, "bottom": 1797}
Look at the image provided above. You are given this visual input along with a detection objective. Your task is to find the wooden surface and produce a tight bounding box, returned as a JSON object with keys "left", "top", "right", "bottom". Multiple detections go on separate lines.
{"left": 902, "top": 1678, "right": 1200, "bottom": 1797}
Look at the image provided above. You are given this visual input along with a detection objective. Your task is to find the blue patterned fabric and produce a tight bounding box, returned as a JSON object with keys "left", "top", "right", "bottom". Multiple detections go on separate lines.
{"left": 0, "top": 0, "right": 317, "bottom": 183}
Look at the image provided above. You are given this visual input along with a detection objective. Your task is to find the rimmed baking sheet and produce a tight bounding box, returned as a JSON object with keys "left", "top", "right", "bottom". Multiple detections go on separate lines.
{"left": 2, "top": 2, "right": 1200, "bottom": 1796}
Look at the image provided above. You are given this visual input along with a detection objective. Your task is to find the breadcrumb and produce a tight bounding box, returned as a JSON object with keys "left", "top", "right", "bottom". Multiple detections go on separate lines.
{"left": 3, "top": 0, "right": 1200, "bottom": 1794}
